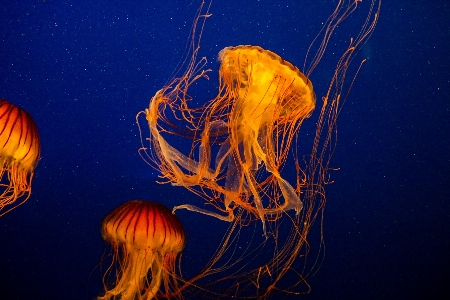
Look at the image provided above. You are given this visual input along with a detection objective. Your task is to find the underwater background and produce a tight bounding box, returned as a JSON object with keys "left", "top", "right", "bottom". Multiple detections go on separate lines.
{"left": 0, "top": 0, "right": 448, "bottom": 299}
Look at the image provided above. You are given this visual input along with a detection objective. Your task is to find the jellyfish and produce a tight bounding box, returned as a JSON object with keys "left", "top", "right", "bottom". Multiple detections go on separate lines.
{"left": 0, "top": 99, "right": 40, "bottom": 216}
{"left": 99, "top": 200, "right": 186, "bottom": 300}
{"left": 137, "top": 0, "right": 381, "bottom": 297}
{"left": 141, "top": 45, "right": 315, "bottom": 234}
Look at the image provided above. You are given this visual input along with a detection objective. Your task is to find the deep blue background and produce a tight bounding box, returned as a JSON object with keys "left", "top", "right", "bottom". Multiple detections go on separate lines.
{"left": 0, "top": 0, "right": 448, "bottom": 299}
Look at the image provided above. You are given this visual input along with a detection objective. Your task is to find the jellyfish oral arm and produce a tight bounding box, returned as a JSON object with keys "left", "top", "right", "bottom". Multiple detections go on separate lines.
{"left": 274, "top": 177, "right": 303, "bottom": 214}
{"left": 99, "top": 248, "right": 160, "bottom": 300}
{"left": 159, "top": 136, "right": 214, "bottom": 186}
{"left": 172, "top": 204, "right": 235, "bottom": 222}
{"left": 146, "top": 92, "right": 215, "bottom": 186}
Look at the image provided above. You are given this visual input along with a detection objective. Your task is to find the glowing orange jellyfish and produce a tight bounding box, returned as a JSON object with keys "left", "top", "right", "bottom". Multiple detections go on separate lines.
{"left": 137, "top": 0, "right": 381, "bottom": 297}
{"left": 143, "top": 45, "right": 315, "bottom": 234}
{"left": 0, "top": 99, "right": 40, "bottom": 216}
{"left": 99, "top": 200, "right": 186, "bottom": 300}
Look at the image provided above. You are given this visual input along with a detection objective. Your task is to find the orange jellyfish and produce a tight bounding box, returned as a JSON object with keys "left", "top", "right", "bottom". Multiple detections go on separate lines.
{"left": 143, "top": 45, "right": 315, "bottom": 234}
{"left": 0, "top": 99, "right": 40, "bottom": 216}
{"left": 99, "top": 200, "right": 186, "bottom": 300}
{"left": 137, "top": 0, "right": 381, "bottom": 297}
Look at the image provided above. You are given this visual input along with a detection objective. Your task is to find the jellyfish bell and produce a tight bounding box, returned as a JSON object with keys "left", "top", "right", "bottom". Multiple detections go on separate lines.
{"left": 217, "top": 45, "right": 316, "bottom": 123}
{"left": 0, "top": 99, "right": 40, "bottom": 216}
{"left": 99, "top": 200, "right": 186, "bottom": 300}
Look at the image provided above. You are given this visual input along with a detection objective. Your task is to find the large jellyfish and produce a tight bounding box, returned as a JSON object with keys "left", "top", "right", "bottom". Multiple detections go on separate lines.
{"left": 143, "top": 45, "right": 315, "bottom": 233}
{"left": 137, "top": 0, "right": 381, "bottom": 297}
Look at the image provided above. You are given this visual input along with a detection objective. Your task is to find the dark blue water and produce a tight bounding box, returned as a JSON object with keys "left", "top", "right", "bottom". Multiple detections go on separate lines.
{"left": 0, "top": 1, "right": 448, "bottom": 299}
